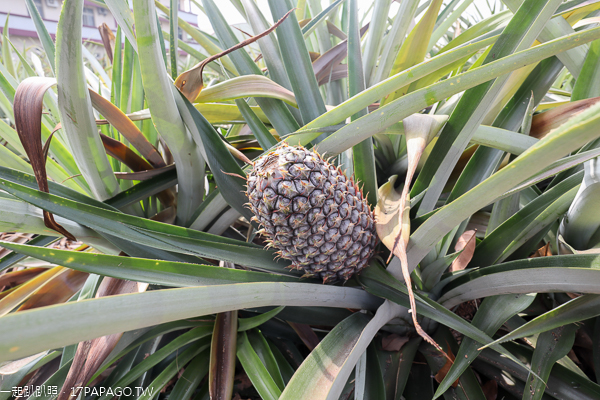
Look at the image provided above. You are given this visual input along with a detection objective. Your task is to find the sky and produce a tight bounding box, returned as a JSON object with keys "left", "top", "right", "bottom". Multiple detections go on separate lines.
{"left": 193, "top": 0, "right": 501, "bottom": 33}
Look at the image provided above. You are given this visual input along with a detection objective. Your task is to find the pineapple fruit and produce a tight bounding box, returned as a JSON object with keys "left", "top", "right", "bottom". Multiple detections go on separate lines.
{"left": 246, "top": 143, "right": 377, "bottom": 282}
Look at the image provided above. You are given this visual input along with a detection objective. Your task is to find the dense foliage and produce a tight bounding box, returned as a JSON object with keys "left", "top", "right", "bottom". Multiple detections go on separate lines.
{"left": 2, "top": 0, "right": 600, "bottom": 399}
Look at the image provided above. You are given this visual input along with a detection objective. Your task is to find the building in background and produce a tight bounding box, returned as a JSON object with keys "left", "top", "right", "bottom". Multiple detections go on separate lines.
{"left": 0, "top": 0, "right": 200, "bottom": 60}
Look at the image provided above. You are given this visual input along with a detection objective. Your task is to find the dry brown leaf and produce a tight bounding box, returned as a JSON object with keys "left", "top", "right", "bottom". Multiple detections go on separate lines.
{"left": 17, "top": 269, "right": 88, "bottom": 311}
{"left": 434, "top": 345, "right": 458, "bottom": 387}
{"left": 98, "top": 23, "right": 116, "bottom": 64}
{"left": 100, "top": 134, "right": 175, "bottom": 207}
{"left": 530, "top": 96, "right": 600, "bottom": 139}
{"left": 0, "top": 351, "right": 48, "bottom": 374}
{"left": 0, "top": 267, "right": 67, "bottom": 317}
{"left": 14, "top": 77, "right": 76, "bottom": 241}
{"left": 0, "top": 233, "right": 35, "bottom": 258}
{"left": 381, "top": 334, "right": 409, "bottom": 352}
{"left": 89, "top": 89, "right": 166, "bottom": 168}
{"left": 0, "top": 268, "right": 46, "bottom": 289}
{"left": 376, "top": 114, "right": 450, "bottom": 360}
{"left": 374, "top": 176, "right": 403, "bottom": 257}
{"left": 530, "top": 242, "right": 552, "bottom": 258}
{"left": 450, "top": 229, "right": 477, "bottom": 272}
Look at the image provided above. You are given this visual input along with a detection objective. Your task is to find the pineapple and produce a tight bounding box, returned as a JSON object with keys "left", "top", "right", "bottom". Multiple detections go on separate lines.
{"left": 246, "top": 143, "right": 377, "bottom": 282}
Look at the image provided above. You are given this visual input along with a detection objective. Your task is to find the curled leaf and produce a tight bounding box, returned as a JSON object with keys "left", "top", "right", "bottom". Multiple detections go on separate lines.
{"left": 374, "top": 175, "right": 403, "bottom": 256}
{"left": 175, "top": 8, "right": 295, "bottom": 101}
{"left": 14, "top": 77, "right": 76, "bottom": 241}
{"left": 376, "top": 113, "right": 449, "bottom": 359}
{"left": 98, "top": 23, "right": 116, "bottom": 64}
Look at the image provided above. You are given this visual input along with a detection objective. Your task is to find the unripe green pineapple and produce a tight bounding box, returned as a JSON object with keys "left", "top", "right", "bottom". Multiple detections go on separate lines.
{"left": 246, "top": 143, "right": 377, "bottom": 283}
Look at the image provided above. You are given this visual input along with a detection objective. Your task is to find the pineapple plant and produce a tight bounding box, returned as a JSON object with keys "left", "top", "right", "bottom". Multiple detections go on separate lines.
{"left": 2, "top": 0, "right": 600, "bottom": 399}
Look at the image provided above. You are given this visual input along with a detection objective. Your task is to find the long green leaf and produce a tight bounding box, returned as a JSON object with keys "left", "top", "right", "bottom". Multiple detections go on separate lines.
{"left": 362, "top": 0, "right": 392, "bottom": 87}
{"left": 24, "top": 0, "right": 56, "bottom": 73}
{"left": 414, "top": 0, "right": 563, "bottom": 214}
{"left": 434, "top": 293, "right": 535, "bottom": 398}
{"left": 480, "top": 294, "right": 600, "bottom": 351}
{"left": 403, "top": 93, "right": 600, "bottom": 273}
{"left": 176, "top": 90, "right": 252, "bottom": 221}
{"left": 279, "top": 312, "right": 371, "bottom": 400}
{"left": 104, "top": 0, "right": 138, "bottom": 52}
{"left": 56, "top": 0, "right": 120, "bottom": 200}
{"left": 169, "top": 351, "right": 209, "bottom": 400}
{"left": 524, "top": 324, "right": 578, "bottom": 400}
{"left": 0, "top": 240, "right": 300, "bottom": 286}
{"left": 440, "top": 254, "right": 600, "bottom": 307}
{"left": 133, "top": 0, "right": 204, "bottom": 225}
{"left": 237, "top": 331, "right": 281, "bottom": 400}
{"left": 470, "top": 171, "right": 582, "bottom": 267}
{"left": 0, "top": 282, "right": 379, "bottom": 362}
{"left": 299, "top": 26, "right": 600, "bottom": 153}
{"left": 290, "top": 34, "right": 498, "bottom": 145}
{"left": 372, "top": 0, "right": 419, "bottom": 84}
{"left": 0, "top": 177, "right": 289, "bottom": 271}
{"left": 202, "top": 0, "right": 299, "bottom": 135}
{"left": 358, "top": 265, "right": 523, "bottom": 363}
{"left": 269, "top": 0, "right": 327, "bottom": 125}
{"left": 347, "top": 0, "right": 376, "bottom": 206}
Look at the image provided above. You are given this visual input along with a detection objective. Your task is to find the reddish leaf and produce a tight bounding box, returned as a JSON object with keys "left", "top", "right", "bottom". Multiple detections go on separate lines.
{"left": 14, "top": 77, "right": 76, "bottom": 241}
{"left": 209, "top": 261, "right": 238, "bottom": 400}
{"left": 434, "top": 345, "right": 458, "bottom": 387}
{"left": 450, "top": 229, "right": 477, "bottom": 272}
{"left": 313, "top": 24, "right": 368, "bottom": 84}
{"left": 115, "top": 164, "right": 176, "bottom": 181}
{"left": 288, "top": 321, "right": 320, "bottom": 351}
{"left": 482, "top": 379, "right": 498, "bottom": 400}
{"left": 88, "top": 89, "right": 166, "bottom": 168}
{"left": 317, "top": 64, "right": 347, "bottom": 86}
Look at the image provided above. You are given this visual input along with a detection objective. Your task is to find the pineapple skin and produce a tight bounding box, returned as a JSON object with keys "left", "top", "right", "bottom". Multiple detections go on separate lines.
{"left": 246, "top": 143, "right": 377, "bottom": 283}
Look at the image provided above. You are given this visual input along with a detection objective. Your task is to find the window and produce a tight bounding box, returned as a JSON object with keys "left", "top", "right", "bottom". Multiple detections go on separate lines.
{"left": 32, "top": 0, "right": 44, "bottom": 18}
{"left": 179, "top": 0, "right": 189, "bottom": 12}
{"left": 82, "top": 7, "right": 95, "bottom": 27}
{"left": 177, "top": 27, "right": 183, "bottom": 40}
